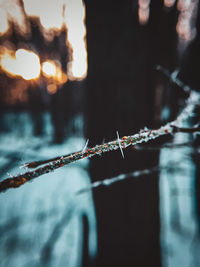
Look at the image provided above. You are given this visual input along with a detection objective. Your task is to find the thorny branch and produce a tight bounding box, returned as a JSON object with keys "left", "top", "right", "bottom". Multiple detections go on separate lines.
{"left": 0, "top": 68, "right": 200, "bottom": 193}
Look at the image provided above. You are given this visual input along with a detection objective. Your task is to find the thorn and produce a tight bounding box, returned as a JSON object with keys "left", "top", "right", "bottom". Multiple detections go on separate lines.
{"left": 19, "top": 163, "right": 28, "bottom": 170}
{"left": 82, "top": 139, "right": 89, "bottom": 153}
{"left": 171, "top": 69, "right": 179, "bottom": 80}
{"left": 194, "top": 122, "right": 200, "bottom": 128}
{"left": 140, "top": 126, "right": 149, "bottom": 134}
{"left": 116, "top": 131, "right": 124, "bottom": 159}
{"left": 7, "top": 173, "right": 13, "bottom": 178}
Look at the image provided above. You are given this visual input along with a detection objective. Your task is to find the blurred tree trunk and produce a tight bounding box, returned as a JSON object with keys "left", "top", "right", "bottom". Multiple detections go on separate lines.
{"left": 84, "top": 1, "right": 177, "bottom": 266}
{"left": 178, "top": 2, "right": 200, "bottom": 233}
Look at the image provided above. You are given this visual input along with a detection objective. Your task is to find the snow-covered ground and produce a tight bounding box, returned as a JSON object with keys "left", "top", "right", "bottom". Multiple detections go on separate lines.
{"left": 159, "top": 132, "right": 200, "bottom": 267}
{"left": 0, "top": 112, "right": 97, "bottom": 267}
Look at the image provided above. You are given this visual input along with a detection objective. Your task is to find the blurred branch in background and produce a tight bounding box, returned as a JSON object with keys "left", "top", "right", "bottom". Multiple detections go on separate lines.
{"left": 76, "top": 161, "right": 185, "bottom": 194}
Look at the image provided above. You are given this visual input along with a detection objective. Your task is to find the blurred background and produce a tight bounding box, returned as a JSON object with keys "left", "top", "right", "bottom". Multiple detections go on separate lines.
{"left": 0, "top": 0, "right": 200, "bottom": 266}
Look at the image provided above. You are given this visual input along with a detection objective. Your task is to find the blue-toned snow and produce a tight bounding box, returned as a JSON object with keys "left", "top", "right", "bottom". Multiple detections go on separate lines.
{"left": 159, "top": 131, "right": 200, "bottom": 267}
{"left": 0, "top": 112, "right": 97, "bottom": 267}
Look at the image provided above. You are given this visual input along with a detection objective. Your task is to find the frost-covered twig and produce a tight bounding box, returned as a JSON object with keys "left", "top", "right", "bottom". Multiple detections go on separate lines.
{"left": 0, "top": 72, "right": 200, "bottom": 193}
{"left": 22, "top": 139, "right": 89, "bottom": 169}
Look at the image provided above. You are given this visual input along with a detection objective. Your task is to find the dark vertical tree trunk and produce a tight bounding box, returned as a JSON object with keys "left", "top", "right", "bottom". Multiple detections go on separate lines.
{"left": 84, "top": 1, "right": 177, "bottom": 266}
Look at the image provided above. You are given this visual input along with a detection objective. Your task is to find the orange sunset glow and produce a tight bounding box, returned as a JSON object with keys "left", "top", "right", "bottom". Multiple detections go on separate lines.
{"left": 0, "top": 0, "right": 87, "bottom": 80}
{"left": 0, "top": 47, "right": 41, "bottom": 80}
